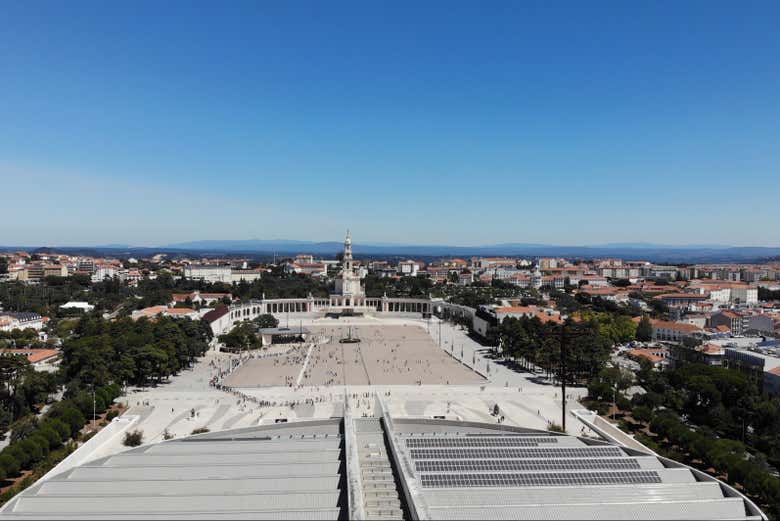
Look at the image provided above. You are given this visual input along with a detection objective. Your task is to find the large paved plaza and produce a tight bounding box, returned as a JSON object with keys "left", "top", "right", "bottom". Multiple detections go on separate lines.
{"left": 77, "top": 317, "right": 589, "bottom": 467}
{"left": 225, "top": 324, "right": 485, "bottom": 387}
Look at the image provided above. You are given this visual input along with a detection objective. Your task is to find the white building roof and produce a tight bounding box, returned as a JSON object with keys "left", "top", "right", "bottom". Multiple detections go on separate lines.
{"left": 1, "top": 419, "right": 346, "bottom": 520}
{"left": 390, "top": 418, "right": 765, "bottom": 521}
{"left": 1, "top": 416, "right": 765, "bottom": 520}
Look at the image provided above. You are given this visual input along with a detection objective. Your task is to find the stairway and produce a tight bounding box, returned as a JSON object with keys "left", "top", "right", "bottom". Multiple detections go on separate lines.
{"left": 353, "top": 418, "right": 406, "bottom": 520}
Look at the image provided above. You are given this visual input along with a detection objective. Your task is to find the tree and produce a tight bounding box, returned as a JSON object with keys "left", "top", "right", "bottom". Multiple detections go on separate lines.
{"left": 219, "top": 322, "right": 262, "bottom": 352}
{"left": 254, "top": 314, "right": 279, "bottom": 329}
{"left": 49, "top": 404, "right": 86, "bottom": 436}
{"left": 588, "top": 367, "right": 634, "bottom": 403}
{"left": 631, "top": 405, "right": 653, "bottom": 424}
{"left": 0, "top": 452, "right": 20, "bottom": 478}
{"left": 636, "top": 315, "right": 653, "bottom": 342}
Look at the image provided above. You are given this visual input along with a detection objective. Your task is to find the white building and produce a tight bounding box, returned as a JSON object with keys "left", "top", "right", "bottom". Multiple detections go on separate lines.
{"left": 0, "top": 312, "right": 46, "bottom": 331}
{"left": 184, "top": 265, "right": 233, "bottom": 283}
{"left": 530, "top": 265, "right": 543, "bottom": 289}
{"left": 59, "top": 301, "right": 95, "bottom": 312}
{"left": 398, "top": 260, "right": 422, "bottom": 277}
{"left": 708, "top": 287, "right": 731, "bottom": 302}
{"left": 731, "top": 286, "right": 758, "bottom": 305}
{"left": 91, "top": 264, "right": 118, "bottom": 283}
{"left": 334, "top": 230, "right": 364, "bottom": 299}
{"left": 231, "top": 268, "right": 266, "bottom": 283}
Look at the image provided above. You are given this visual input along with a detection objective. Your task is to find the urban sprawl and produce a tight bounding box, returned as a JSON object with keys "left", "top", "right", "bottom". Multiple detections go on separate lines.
{"left": 0, "top": 235, "right": 779, "bottom": 518}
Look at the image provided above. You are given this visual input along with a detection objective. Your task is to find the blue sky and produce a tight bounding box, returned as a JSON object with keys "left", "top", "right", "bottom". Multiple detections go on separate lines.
{"left": 2, "top": 1, "right": 779, "bottom": 247}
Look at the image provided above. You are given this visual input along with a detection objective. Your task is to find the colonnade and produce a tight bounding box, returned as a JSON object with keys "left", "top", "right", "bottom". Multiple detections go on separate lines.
{"left": 226, "top": 296, "right": 433, "bottom": 323}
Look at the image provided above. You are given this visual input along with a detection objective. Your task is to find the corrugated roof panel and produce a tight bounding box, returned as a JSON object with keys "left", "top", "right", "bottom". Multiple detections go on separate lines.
{"left": 428, "top": 498, "right": 748, "bottom": 520}
{"left": 67, "top": 462, "right": 342, "bottom": 481}
{"left": 102, "top": 450, "right": 338, "bottom": 466}
{"left": 10, "top": 492, "right": 343, "bottom": 514}
{"left": 38, "top": 476, "right": 342, "bottom": 496}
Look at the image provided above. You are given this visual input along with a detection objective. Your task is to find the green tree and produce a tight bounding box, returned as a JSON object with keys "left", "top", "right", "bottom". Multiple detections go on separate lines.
{"left": 636, "top": 315, "right": 653, "bottom": 342}
{"left": 254, "top": 314, "right": 279, "bottom": 328}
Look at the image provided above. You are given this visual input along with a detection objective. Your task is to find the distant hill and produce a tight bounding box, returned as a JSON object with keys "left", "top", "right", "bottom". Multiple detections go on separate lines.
{"left": 2, "top": 241, "right": 780, "bottom": 264}
{"left": 162, "top": 239, "right": 346, "bottom": 254}
{"left": 156, "top": 239, "right": 780, "bottom": 263}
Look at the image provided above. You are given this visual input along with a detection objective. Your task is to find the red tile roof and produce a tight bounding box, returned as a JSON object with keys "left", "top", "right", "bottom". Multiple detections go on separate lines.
{"left": 166, "top": 308, "right": 197, "bottom": 315}
{"left": 1, "top": 349, "right": 60, "bottom": 364}
{"left": 203, "top": 307, "right": 229, "bottom": 323}
{"left": 652, "top": 320, "right": 702, "bottom": 332}
{"left": 627, "top": 348, "right": 665, "bottom": 364}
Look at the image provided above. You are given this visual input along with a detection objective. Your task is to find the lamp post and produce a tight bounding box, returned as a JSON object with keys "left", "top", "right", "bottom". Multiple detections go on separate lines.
{"left": 612, "top": 383, "right": 617, "bottom": 421}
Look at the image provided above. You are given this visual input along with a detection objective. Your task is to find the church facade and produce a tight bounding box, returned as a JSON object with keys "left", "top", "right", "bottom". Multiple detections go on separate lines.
{"left": 206, "top": 231, "right": 434, "bottom": 335}
{"left": 332, "top": 230, "right": 366, "bottom": 307}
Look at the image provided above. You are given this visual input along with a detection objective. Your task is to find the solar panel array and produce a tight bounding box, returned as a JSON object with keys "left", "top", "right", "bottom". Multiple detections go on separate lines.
{"left": 403, "top": 435, "right": 662, "bottom": 490}
{"left": 410, "top": 446, "right": 624, "bottom": 460}
{"left": 415, "top": 458, "right": 641, "bottom": 473}
{"left": 463, "top": 432, "right": 554, "bottom": 437}
{"left": 405, "top": 437, "right": 557, "bottom": 448}
{"left": 420, "top": 471, "right": 662, "bottom": 488}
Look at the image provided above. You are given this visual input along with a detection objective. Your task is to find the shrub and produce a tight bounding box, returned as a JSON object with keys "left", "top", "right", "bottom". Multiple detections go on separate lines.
{"left": 49, "top": 404, "right": 86, "bottom": 436}
{"left": 616, "top": 395, "right": 632, "bottom": 411}
{"left": 37, "top": 427, "right": 61, "bottom": 450}
{"left": 106, "top": 410, "right": 119, "bottom": 421}
{"left": 191, "top": 427, "right": 210, "bottom": 435}
{"left": 31, "top": 434, "right": 52, "bottom": 458}
{"left": 0, "top": 453, "right": 20, "bottom": 478}
{"left": 547, "top": 422, "right": 565, "bottom": 433}
{"left": 18, "top": 438, "right": 43, "bottom": 464}
{"left": 80, "top": 430, "right": 97, "bottom": 443}
{"left": 5, "top": 445, "right": 29, "bottom": 469}
{"left": 123, "top": 430, "right": 143, "bottom": 447}
{"left": 44, "top": 419, "right": 71, "bottom": 442}
{"left": 9, "top": 416, "right": 38, "bottom": 444}
{"left": 104, "top": 383, "right": 121, "bottom": 400}
{"left": 73, "top": 392, "right": 93, "bottom": 417}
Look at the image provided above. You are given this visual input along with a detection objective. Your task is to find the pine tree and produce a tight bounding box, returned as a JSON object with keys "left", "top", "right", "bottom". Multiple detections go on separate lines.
{"left": 636, "top": 314, "right": 653, "bottom": 342}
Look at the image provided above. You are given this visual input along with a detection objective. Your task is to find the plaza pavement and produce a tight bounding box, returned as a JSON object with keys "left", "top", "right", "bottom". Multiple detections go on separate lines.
{"left": 98, "top": 315, "right": 590, "bottom": 459}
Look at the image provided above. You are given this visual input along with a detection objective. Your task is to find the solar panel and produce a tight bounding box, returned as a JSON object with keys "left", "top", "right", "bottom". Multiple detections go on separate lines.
{"left": 463, "top": 433, "right": 555, "bottom": 437}
{"left": 415, "top": 458, "right": 641, "bottom": 473}
{"left": 409, "top": 447, "right": 624, "bottom": 460}
{"left": 405, "top": 437, "right": 557, "bottom": 448}
{"left": 419, "top": 470, "right": 662, "bottom": 488}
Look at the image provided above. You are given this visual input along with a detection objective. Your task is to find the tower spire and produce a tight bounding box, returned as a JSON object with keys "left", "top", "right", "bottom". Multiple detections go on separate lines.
{"left": 344, "top": 229, "right": 353, "bottom": 262}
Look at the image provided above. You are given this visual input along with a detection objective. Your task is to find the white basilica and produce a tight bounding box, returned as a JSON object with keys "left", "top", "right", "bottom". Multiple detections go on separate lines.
{"left": 206, "top": 231, "right": 434, "bottom": 334}
{"left": 332, "top": 230, "right": 364, "bottom": 307}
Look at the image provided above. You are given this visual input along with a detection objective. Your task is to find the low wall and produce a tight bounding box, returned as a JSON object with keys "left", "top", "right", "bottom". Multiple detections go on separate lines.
{"left": 38, "top": 414, "right": 140, "bottom": 482}
{"left": 570, "top": 409, "right": 654, "bottom": 453}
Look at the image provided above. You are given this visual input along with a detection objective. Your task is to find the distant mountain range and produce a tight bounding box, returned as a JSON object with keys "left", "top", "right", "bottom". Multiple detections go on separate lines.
{"left": 153, "top": 240, "right": 780, "bottom": 263}
{"left": 2, "top": 240, "right": 780, "bottom": 264}
{"left": 160, "top": 239, "right": 743, "bottom": 252}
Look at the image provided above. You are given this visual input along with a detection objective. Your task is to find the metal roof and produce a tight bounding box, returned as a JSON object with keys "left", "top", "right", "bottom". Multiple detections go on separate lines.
{"left": 0, "top": 416, "right": 766, "bottom": 520}
{"left": 389, "top": 418, "right": 766, "bottom": 520}
{"left": 1, "top": 419, "right": 347, "bottom": 520}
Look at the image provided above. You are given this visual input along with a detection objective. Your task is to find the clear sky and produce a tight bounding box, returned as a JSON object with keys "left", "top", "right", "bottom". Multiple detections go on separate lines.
{"left": 2, "top": 1, "right": 779, "bottom": 247}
